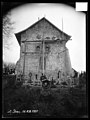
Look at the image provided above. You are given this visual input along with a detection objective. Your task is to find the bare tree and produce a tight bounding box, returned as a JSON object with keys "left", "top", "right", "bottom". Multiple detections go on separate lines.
{"left": 3, "top": 11, "right": 14, "bottom": 49}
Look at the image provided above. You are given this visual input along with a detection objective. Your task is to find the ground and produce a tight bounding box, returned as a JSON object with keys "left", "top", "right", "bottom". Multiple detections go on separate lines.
{"left": 2, "top": 75, "right": 88, "bottom": 118}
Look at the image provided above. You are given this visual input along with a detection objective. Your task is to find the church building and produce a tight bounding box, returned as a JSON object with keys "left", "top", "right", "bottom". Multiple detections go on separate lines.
{"left": 15, "top": 17, "right": 73, "bottom": 83}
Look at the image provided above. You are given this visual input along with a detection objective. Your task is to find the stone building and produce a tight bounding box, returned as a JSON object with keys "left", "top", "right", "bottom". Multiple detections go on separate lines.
{"left": 15, "top": 17, "right": 73, "bottom": 83}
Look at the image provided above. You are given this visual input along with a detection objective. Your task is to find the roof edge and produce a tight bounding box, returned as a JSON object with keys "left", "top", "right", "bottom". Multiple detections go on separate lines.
{"left": 15, "top": 17, "right": 71, "bottom": 38}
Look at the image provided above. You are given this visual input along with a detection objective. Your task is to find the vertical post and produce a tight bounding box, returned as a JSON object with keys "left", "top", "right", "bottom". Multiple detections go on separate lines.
{"left": 65, "top": 48, "right": 67, "bottom": 80}
{"left": 42, "top": 40, "right": 45, "bottom": 75}
{"left": 42, "top": 17, "right": 45, "bottom": 75}
{"left": 62, "top": 17, "right": 64, "bottom": 39}
{"left": 62, "top": 17, "right": 63, "bottom": 32}
{"left": 38, "top": 17, "right": 40, "bottom": 21}
{"left": 23, "top": 42, "right": 26, "bottom": 79}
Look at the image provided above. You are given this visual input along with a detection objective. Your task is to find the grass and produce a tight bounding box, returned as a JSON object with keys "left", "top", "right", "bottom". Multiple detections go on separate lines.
{"left": 2, "top": 75, "right": 88, "bottom": 118}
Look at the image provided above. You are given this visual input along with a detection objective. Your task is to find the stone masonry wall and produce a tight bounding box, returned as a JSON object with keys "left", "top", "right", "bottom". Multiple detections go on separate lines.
{"left": 16, "top": 19, "right": 72, "bottom": 82}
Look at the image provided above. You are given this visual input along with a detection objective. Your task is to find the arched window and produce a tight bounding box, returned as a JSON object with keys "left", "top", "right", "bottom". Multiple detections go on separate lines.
{"left": 45, "top": 45, "right": 50, "bottom": 53}
{"left": 36, "top": 45, "right": 40, "bottom": 52}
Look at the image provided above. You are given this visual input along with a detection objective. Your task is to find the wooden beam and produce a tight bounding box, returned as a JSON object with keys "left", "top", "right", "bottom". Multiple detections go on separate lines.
{"left": 21, "top": 39, "right": 68, "bottom": 43}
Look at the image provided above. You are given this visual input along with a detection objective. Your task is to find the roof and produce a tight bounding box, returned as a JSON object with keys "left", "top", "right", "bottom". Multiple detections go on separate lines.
{"left": 15, "top": 17, "right": 71, "bottom": 45}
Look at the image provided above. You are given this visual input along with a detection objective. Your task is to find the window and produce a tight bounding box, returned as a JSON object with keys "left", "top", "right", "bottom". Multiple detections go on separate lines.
{"left": 36, "top": 45, "right": 40, "bottom": 52}
{"left": 36, "top": 74, "right": 38, "bottom": 80}
{"left": 45, "top": 45, "right": 50, "bottom": 53}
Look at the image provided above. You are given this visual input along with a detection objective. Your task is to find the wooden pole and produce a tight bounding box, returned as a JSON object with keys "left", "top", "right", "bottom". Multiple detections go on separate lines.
{"left": 23, "top": 42, "right": 26, "bottom": 79}
{"left": 62, "top": 17, "right": 63, "bottom": 32}
{"left": 42, "top": 18, "right": 45, "bottom": 75}
{"left": 42, "top": 40, "right": 45, "bottom": 75}
{"left": 62, "top": 17, "right": 64, "bottom": 39}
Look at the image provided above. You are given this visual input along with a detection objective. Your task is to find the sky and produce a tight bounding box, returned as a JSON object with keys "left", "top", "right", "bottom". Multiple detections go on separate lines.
{"left": 3, "top": 3, "right": 86, "bottom": 72}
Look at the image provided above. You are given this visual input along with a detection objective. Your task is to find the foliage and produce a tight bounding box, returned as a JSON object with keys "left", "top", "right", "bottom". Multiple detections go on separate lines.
{"left": 78, "top": 71, "right": 86, "bottom": 88}
{"left": 3, "top": 62, "right": 16, "bottom": 75}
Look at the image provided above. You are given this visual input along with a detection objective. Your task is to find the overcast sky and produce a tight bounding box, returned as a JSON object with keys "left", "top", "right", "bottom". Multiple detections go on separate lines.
{"left": 3, "top": 3, "right": 86, "bottom": 72}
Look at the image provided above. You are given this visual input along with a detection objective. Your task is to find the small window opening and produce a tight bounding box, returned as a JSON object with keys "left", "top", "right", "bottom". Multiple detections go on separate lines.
{"left": 36, "top": 46, "right": 40, "bottom": 51}
{"left": 36, "top": 74, "right": 38, "bottom": 80}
